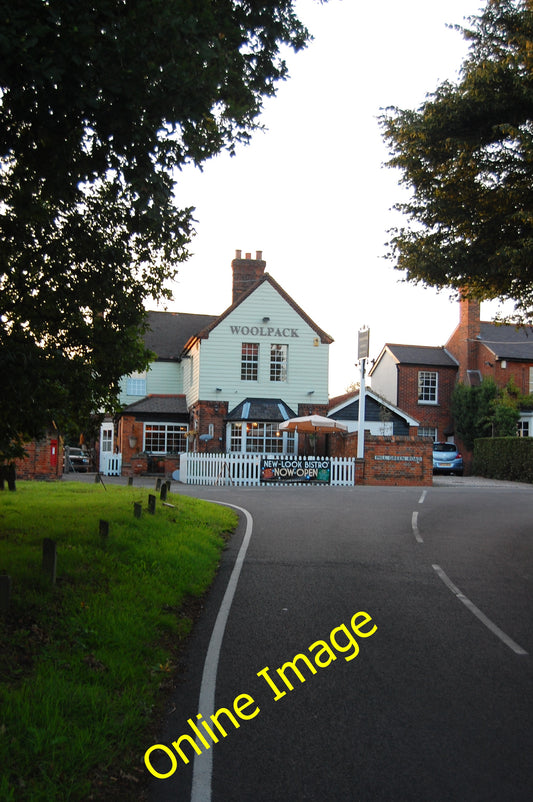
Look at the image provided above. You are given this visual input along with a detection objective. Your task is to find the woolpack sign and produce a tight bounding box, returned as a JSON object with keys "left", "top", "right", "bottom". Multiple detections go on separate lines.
{"left": 260, "top": 457, "right": 331, "bottom": 484}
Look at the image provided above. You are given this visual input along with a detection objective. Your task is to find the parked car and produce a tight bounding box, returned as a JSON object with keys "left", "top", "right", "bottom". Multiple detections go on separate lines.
{"left": 63, "top": 447, "right": 90, "bottom": 473}
{"left": 432, "top": 442, "right": 463, "bottom": 475}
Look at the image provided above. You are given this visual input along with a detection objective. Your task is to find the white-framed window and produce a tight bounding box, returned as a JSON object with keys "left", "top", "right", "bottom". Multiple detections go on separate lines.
{"left": 228, "top": 422, "right": 296, "bottom": 454}
{"left": 517, "top": 420, "right": 529, "bottom": 437}
{"left": 529, "top": 367, "right": 533, "bottom": 394}
{"left": 241, "top": 343, "right": 259, "bottom": 381}
{"left": 419, "top": 426, "right": 438, "bottom": 441}
{"left": 126, "top": 372, "right": 147, "bottom": 396}
{"left": 270, "top": 344, "right": 288, "bottom": 382}
{"left": 418, "top": 371, "right": 438, "bottom": 404}
{"left": 144, "top": 423, "right": 188, "bottom": 454}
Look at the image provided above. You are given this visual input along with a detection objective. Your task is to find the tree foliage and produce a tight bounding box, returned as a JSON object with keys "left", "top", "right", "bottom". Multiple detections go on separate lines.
{"left": 0, "top": 0, "right": 312, "bottom": 461}
{"left": 380, "top": 0, "right": 533, "bottom": 319}
{"left": 451, "top": 377, "right": 522, "bottom": 449}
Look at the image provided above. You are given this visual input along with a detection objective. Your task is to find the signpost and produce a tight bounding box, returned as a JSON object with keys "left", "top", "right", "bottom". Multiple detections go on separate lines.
{"left": 357, "top": 327, "right": 370, "bottom": 459}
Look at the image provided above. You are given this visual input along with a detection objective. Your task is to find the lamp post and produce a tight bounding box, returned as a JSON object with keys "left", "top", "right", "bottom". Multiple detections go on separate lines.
{"left": 357, "top": 327, "right": 370, "bottom": 460}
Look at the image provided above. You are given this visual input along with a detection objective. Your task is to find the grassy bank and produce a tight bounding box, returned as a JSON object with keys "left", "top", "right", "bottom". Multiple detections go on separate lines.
{"left": 0, "top": 481, "right": 238, "bottom": 801}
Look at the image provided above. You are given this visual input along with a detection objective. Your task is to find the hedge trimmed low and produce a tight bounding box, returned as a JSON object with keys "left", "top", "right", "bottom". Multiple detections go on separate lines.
{"left": 473, "top": 436, "right": 533, "bottom": 483}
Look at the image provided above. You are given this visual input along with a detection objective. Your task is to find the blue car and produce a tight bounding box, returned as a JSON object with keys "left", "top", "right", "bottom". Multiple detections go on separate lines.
{"left": 432, "top": 442, "right": 463, "bottom": 475}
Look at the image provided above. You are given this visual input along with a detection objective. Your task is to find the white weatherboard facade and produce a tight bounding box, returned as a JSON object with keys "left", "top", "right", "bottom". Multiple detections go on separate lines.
{"left": 119, "top": 361, "right": 182, "bottom": 407}
{"left": 369, "top": 348, "right": 399, "bottom": 406}
{"left": 184, "top": 281, "right": 329, "bottom": 409}
{"left": 103, "top": 254, "right": 333, "bottom": 470}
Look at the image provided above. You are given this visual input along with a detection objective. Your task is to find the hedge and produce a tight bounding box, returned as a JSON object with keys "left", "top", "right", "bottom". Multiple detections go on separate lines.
{"left": 473, "top": 437, "right": 533, "bottom": 483}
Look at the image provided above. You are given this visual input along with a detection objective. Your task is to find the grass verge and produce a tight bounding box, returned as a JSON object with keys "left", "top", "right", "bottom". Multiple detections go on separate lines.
{"left": 0, "top": 481, "right": 238, "bottom": 801}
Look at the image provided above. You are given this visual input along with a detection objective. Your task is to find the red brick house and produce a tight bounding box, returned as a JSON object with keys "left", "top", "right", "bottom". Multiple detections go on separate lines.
{"left": 370, "top": 296, "right": 533, "bottom": 445}
{"left": 369, "top": 344, "right": 458, "bottom": 443}
{"left": 447, "top": 297, "right": 533, "bottom": 393}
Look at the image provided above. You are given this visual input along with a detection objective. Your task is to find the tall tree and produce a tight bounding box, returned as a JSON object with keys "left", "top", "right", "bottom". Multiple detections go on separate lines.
{"left": 0, "top": 0, "right": 313, "bottom": 461}
{"left": 380, "top": 0, "right": 533, "bottom": 319}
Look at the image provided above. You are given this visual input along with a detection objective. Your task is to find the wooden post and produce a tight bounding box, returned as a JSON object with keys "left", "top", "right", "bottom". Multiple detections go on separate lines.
{"left": 128, "top": 476, "right": 133, "bottom": 486}
{"left": 0, "top": 574, "right": 11, "bottom": 613}
{"left": 148, "top": 494, "right": 156, "bottom": 514}
{"left": 133, "top": 502, "right": 142, "bottom": 519}
{"left": 99, "top": 519, "right": 109, "bottom": 539}
{"left": 42, "top": 538, "right": 57, "bottom": 584}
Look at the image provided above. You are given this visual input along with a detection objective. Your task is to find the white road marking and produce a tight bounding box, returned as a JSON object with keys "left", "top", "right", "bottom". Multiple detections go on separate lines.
{"left": 418, "top": 490, "right": 427, "bottom": 504}
{"left": 412, "top": 511, "right": 423, "bottom": 543}
{"left": 432, "top": 564, "right": 528, "bottom": 655}
{"left": 191, "top": 503, "right": 254, "bottom": 802}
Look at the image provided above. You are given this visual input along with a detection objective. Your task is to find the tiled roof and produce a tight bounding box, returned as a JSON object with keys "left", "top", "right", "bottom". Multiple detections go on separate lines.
{"left": 144, "top": 311, "right": 218, "bottom": 360}
{"left": 226, "top": 398, "right": 297, "bottom": 422}
{"left": 384, "top": 344, "right": 458, "bottom": 367}
{"left": 122, "top": 395, "right": 188, "bottom": 415}
{"left": 479, "top": 322, "right": 533, "bottom": 361}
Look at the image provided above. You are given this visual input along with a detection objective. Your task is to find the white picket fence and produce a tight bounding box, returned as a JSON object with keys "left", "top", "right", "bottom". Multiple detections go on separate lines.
{"left": 100, "top": 452, "right": 123, "bottom": 476}
{"left": 179, "top": 453, "right": 356, "bottom": 487}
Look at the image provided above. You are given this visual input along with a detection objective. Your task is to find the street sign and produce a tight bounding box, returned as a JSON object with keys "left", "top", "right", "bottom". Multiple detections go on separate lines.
{"left": 358, "top": 328, "right": 370, "bottom": 360}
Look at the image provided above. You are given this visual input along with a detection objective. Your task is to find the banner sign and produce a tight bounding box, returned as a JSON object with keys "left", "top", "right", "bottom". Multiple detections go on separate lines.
{"left": 261, "top": 456, "right": 331, "bottom": 484}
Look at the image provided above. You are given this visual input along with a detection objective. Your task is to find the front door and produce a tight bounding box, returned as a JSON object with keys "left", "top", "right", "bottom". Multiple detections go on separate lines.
{"left": 99, "top": 422, "right": 114, "bottom": 472}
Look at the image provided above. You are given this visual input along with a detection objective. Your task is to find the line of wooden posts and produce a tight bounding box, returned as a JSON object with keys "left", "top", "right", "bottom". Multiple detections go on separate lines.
{"left": 0, "top": 477, "right": 174, "bottom": 614}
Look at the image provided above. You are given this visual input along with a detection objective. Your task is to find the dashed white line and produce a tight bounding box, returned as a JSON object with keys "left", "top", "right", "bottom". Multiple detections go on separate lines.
{"left": 418, "top": 490, "right": 427, "bottom": 504}
{"left": 411, "top": 511, "right": 423, "bottom": 543}
{"left": 432, "top": 564, "right": 528, "bottom": 655}
{"left": 191, "top": 502, "right": 254, "bottom": 802}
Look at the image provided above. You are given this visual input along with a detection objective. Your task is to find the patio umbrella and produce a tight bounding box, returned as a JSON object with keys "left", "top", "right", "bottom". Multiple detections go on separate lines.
{"left": 279, "top": 415, "right": 347, "bottom": 454}
{"left": 279, "top": 415, "right": 348, "bottom": 434}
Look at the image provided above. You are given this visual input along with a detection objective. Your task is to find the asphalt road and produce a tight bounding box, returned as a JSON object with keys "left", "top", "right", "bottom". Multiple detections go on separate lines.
{"left": 136, "top": 479, "right": 533, "bottom": 801}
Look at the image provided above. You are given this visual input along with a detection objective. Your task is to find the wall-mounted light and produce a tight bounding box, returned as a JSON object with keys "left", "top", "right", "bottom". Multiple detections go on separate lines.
{"left": 216, "top": 387, "right": 222, "bottom": 392}
{"left": 307, "top": 390, "right": 315, "bottom": 395}
{"left": 263, "top": 316, "right": 270, "bottom": 323}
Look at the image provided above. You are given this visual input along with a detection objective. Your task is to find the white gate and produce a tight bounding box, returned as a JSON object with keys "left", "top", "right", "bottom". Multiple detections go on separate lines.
{"left": 100, "top": 452, "right": 123, "bottom": 476}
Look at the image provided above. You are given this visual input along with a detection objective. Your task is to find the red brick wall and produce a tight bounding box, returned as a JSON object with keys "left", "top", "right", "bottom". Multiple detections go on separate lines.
{"left": 117, "top": 416, "right": 146, "bottom": 475}
{"left": 15, "top": 432, "right": 63, "bottom": 481}
{"left": 189, "top": 400, "right": 228, "bottom": 451}
{"left": 476, "top": 353, "right": 532, "bottom": 395}
{"left": 397, "top": 365, "right": 457, "bottom": 440}
{"left": 330, "top": 432, "right": 433, "bottom": 486}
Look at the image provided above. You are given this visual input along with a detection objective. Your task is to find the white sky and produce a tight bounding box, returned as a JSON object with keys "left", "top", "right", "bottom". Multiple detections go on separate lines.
{"left": 165, "top": 0, "right": 498, "bottom": 397}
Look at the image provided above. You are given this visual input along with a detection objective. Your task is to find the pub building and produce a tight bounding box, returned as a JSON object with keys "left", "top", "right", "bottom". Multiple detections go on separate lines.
{"left": 99, "top": 251, "right": 334, "bottom": 476}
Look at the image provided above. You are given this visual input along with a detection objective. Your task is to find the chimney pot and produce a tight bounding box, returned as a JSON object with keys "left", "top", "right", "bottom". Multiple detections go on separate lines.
{"left": 245, "top": 252, "right": 251, "bottom": 259}
{"left": 235, "top": 249, "right": 241, "bottom": 259}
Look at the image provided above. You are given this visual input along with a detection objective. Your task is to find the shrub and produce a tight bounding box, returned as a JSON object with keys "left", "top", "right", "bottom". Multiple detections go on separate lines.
{"left": 473, "top": 437, "right": 533, "bottom": 483}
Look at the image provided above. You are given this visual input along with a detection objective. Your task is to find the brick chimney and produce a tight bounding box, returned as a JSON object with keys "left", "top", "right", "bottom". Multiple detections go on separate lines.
{"left": 447, "top": 292, "right": 481, "bottom": 381}
{"left": 459, "top": 294, "right": 481, "bottom": 342}
{"left": 232, "top": 250, "right": 266, "bottom": 304}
